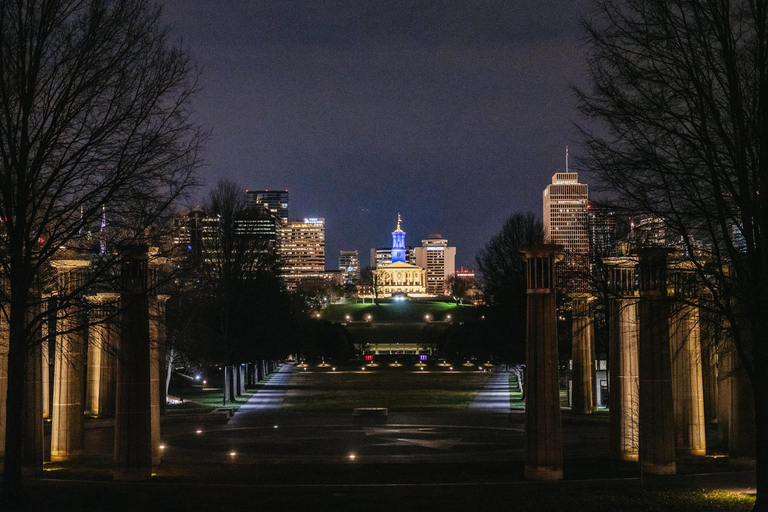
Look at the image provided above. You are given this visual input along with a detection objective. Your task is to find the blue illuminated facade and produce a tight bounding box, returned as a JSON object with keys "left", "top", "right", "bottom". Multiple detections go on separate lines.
{"left": 391, "top": 213, "right": 406, "bottom": 263}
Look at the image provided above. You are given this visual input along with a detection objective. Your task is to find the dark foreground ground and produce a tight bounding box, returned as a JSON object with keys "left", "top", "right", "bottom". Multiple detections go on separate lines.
{"left": 1, "top": 366, "right": 757, "bottom": 511}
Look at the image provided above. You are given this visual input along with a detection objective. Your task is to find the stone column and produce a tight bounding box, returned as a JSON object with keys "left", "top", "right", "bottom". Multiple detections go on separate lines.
{"left": 637, "top": 248, "right": 676, "bottom": 475}
{"left": 85, "top": 293, "right": 120, "bottom": 419}
{"left": 700, "top": 309, "right": 719, "bottom": 425}
{"left": 0, "top": 304, "right": 8, "bottom": 468}
{"left": 721, "top": 341, "right": 756, "bottom": 465}
{"left": 114, "top": 245, "right": 152, "bottom": 481}
{"left": 50, "top": 260, "right": 89, "bottom": 461}
{"left": 522, "top": 244, "right": 563, "bottom": 481}
{"left": 150, "top": 294, "right": 169, "bottom": 466}
{"left": 570, "top": 293, "right": 597, "bottom": 414}
{"left": 668, "top": 265, "right": 706, "bottom": 456}
{"left": 22, "top": 294, "right": 45, "bottom": 473}
{"left": 606, "top": 257, "right": 640, "bottom": 461}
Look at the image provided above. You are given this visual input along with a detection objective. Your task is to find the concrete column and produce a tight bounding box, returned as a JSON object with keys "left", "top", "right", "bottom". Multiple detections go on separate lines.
{"left": 0, "top": 304, "right": 8, "bottom": 467}
{"left": 637, "top": 248, "right": 676, "bottom": 475}
{"left": 41, "top": 299, "right": 50, "bottom": 420}
{"left": 85, "top": 294, "right": 120, "bottom": 418}
{"left": 522, "top": 244, "right": 563, "bottom": 481}
{"left": 23, "top": 339, "right": 45, "bottom": 472}
{"left": 606, "top": 257, "right": 639, "bottom": 461}
{"left": 570, "top": 294, "right": 596, "bottom": 414}
{"left": 239, "top": 364, "right": 246, "bottom": 395}
{"left": 700, "top": 309, "right": 719, "bottom": 425}
{"left": 669, "top": 301, "right": 706, "bottom": 455}
{"left": 721, "top": 342, "right": 756, "bottom": 465}
{"left": 150, "top": 294, "right": 169, "bottom": 466}
{"left": 50, "top": 262, "right": 89, "bottom": 462}
{"left": 114, "top": 245, "right": 152, "bottom": 481}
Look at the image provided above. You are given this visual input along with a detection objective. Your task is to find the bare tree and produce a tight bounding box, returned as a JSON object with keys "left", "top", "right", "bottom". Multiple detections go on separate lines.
{"left": 576, "top": 1, "right": 768, "bottom": 506}
{"left": 194, "top": 178, "right": 279, "bottom": 404}
{"left": 0, "top": 0, "right": 202, "bottom": 496}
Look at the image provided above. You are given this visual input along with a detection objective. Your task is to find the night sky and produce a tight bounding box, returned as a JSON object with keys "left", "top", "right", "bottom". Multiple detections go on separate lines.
{"left": 161, "top": 1, "right": 594, "bottom": 269}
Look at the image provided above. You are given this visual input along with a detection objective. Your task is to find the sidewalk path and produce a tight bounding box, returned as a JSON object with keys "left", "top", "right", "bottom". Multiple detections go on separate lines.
{"left": 468, "top": 371, "right": 510, "bottom": 413}
{"left": 234, "top": 363, "right": 293, "bottom": 414}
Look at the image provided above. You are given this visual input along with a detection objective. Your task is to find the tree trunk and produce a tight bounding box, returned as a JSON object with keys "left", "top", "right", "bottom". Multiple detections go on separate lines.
{"left": 2, "top": 281, "right": 30, "bottom": 500}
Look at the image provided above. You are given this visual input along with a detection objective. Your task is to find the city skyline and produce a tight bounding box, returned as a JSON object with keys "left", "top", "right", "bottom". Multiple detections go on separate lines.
{"left": 160, "top": 1, "right": 594, "bottom": 266}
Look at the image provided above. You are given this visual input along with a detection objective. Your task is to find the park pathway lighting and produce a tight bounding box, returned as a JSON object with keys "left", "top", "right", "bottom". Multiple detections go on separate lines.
{"left": 446, "top": 314, "right": 451, "bottom": 321}
{"left": 349, "top": 454, "right": 356, "bottom": 460}
{"left": 196, "top": 430, "right": 202, "bottom": 434}
{"left": 346, "top": 315, "right": 351, "bottom": 321}
{"left": 366, "top": 314, "right": 372, "bottom": 322}
{"left": 274, "top": 425, "right": 278, "bottom": 429}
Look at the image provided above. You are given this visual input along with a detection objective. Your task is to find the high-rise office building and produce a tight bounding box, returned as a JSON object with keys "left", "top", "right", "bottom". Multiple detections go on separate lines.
{"left": 414, "top": 233, "right": 456, "bottom": 295}
{"left": 543, "top": 171, "right": 589, "bottom": 291}
{"left": 339, "top": 250, "right": 361, "bottom": 284}
{"left": 543, "top": 171, "right": 589, "bottom": 252}
{"left": 277, "top": 218, "right": 325, "bottom": 289}
{"left": 588, "top": 203, "right": 617, "bottom": 261}
{"left": 245, "top": 190, "right": 289, "bottom": 225}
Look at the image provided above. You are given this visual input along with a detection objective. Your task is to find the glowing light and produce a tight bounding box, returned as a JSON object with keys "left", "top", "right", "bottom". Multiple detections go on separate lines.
{"left": 274, "top": 425, "right": 278, "bottom": 429}
{"left": 203, "top": 380, "right": 207, "bottom": 384}
{"left": 159, "top": 445, "right": 165, "bottom": 450}
{"left": 349, "top": 454, "right": 356, "bottom": 460}
{"left": 230, "top": 452, "right": 237, "bottom": 457}
{"left": 196, "top": 430, "right": 202, "bottom": 434}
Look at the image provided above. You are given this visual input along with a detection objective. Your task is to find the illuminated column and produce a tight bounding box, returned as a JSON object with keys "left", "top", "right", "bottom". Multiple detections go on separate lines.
{"left": 522, "top": 244, "right": 563, "bottom": 481}
{"left": 668, "top": 266, "right": 706, "bottom": 456}
{"left": 606, "top": 257, "right": 639, "bottom": 461}
{"left": 637, "top": 248, "right": 676, "bottom": 475}
{"left": 86, "top": 293, "right": 119, "bottom": 417}
{"left": 150, "top": 294, "right": 169, "bottom": 466}
{"left": 570, "top": 293, "right": 596, "bottom": 414}
{"left": 50, "top": 260, "right": 89, "bottom": 461}
{"left": 239, "top": 363, "right": 246, "bottom": 395}
{"left": 114, "top": 245, "right": 152, "bottom": 481}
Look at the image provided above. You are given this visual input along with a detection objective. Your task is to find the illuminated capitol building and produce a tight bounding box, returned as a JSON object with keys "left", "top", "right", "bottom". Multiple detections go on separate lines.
{"left": 372, "top": 215, "right": 455, "bottom": 298}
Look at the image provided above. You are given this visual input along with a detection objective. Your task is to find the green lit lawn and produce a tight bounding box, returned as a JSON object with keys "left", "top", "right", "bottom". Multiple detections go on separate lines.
{"left": 320, "top": 299, "right": 478, "bottom": 323}
{"left": 282, "top": 372, "right": 492, "bottom": 411}
{"left": 167, "top": 386, "right": 258, "bottom": 413}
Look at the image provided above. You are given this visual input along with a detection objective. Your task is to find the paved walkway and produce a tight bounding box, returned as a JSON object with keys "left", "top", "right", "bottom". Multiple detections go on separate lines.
{"left": 233, "top": 363, "right": 293, "bottom": 414}
{"left": 468, "top": 370, "right": 510, "bottom": 413}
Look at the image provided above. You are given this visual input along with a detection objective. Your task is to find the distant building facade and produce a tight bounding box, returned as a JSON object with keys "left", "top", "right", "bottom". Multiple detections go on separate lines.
{"left": 414, "top": 233, "right": 456, "bottom": 295}
{"left": 370, "top": 247, "right": 415, "bottom": 268}
{"left": 373, "top": 216, "right": 426, "bottom": 296}
{"left": 543, "top": 171, "right": 589, "bottom": 291}
{"left": 245, "top": 190, "right": 289, "bottom": 225}
{"left": 278, "top": 218, "right": 325, "bottom": 290}
{"left": 339, "top": 250, "right": 361, "bottom": 284}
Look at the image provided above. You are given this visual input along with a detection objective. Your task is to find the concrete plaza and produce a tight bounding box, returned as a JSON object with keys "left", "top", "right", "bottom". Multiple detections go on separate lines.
{"left": 8, "top": 364, "right": 757, "bottom": 511}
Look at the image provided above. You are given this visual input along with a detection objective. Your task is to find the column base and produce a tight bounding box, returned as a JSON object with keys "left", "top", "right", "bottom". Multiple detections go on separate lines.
{"left": 113, "top": 467, "right": 152, "bottom": 481}
{"left": 641, "top": 461, "right": 676, "bottom": 475}
{"left": 614, "top": 451, "right": 638, "bottom": 462}
{"left": 524, "top": 465, "right": 563, "bottom": 481}
{"left": 50, "top": 450, "right": 83, "bottom": 462}
{"left": 678, "top": 448, "right": 706, "bottom": 456}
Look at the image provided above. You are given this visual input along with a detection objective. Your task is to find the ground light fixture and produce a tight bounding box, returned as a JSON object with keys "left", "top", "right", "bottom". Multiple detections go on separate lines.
{"left": 349, "top": 454, "right": 356, "bottom": 460}
{"left": 230, "top": 452, "right": 237, "bottom": 457}
{"left": 274, "top": 425, "right": 278, "bottom": 429}
{"left": 159, "top": 445, "right": 165, "bottom": 450}
{"left": 196, "top": 430, "right": 202, "bottom": 434}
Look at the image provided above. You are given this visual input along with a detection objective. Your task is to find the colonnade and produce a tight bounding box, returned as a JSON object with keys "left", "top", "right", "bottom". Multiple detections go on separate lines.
{"left": 523, "top": 245, "right": 755, "bottom": 480}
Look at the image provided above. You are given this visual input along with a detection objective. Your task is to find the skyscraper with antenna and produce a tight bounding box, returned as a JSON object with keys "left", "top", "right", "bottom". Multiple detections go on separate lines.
{"left": 543, "top": 147, "right": 589, "bottom": 290}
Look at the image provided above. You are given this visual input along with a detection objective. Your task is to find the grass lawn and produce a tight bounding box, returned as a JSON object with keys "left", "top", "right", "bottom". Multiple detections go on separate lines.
{"left": 282, "top": 371, "right": 492, "bottom": 411}
{"left": 321, "top": 299, "right": 479, "bottom": 323}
